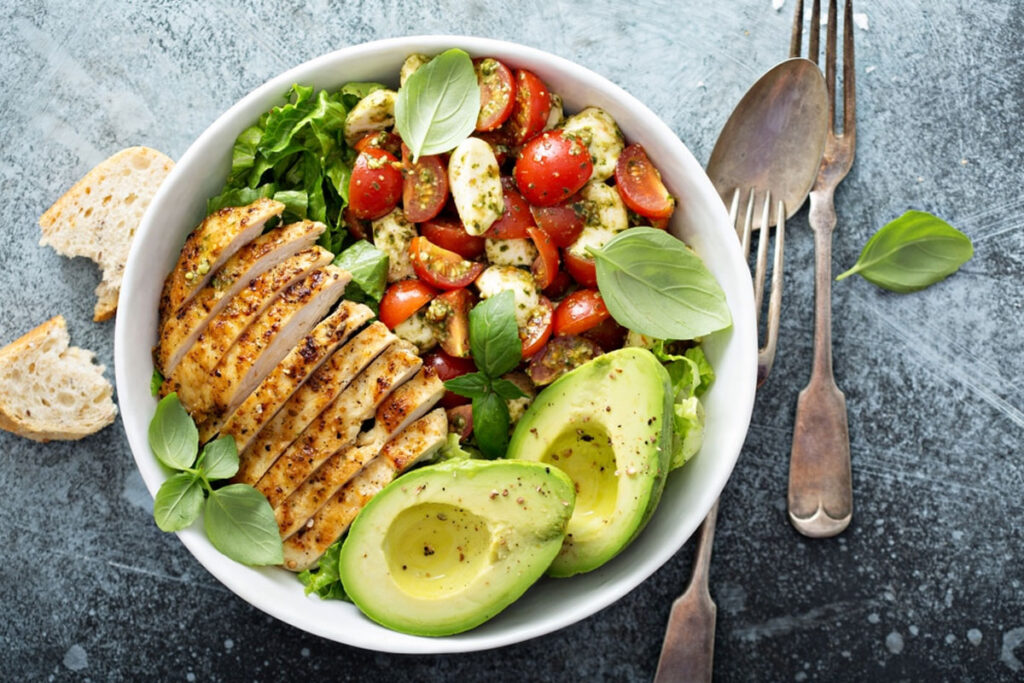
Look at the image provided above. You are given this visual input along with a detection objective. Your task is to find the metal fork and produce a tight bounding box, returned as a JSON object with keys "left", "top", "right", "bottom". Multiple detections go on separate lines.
{"left": 788, "top": 0, "right": 857, "bottom": 538}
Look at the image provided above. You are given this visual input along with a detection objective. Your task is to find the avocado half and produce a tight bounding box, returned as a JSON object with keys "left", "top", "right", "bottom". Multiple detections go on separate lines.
{"left": 507, "top": 347, "right": 674, "bottom": 577}
{"left": 339, "top": 459, "right": 575, "bottom": 636}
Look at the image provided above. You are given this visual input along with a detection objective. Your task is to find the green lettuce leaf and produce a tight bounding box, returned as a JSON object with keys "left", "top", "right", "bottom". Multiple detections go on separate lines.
{"left": 332, "top": 240, "right": 388, "bottom": 305}
{"left": 297, "top": 539, "right": 350, "bottom": 601}
{"left": 663, "top": 346, "right": 714, "bottom": 470}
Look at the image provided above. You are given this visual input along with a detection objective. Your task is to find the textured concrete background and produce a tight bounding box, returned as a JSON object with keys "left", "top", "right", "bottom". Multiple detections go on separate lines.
{"left": 1, "top": 0, "right": 1022, "bottom": 680}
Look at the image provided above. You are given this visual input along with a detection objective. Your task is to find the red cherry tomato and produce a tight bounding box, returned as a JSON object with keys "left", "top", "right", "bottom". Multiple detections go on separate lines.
{"left": 424, "top": 351, "right": 477, "bottom": 409}
{"left": 484, "top": 177, "right": 536, "bottom": 239}
{"left": 476, "top": 129, "right": 514, "bottom": 167}
{"left": 409, "top": 236, "right": 486, "bottom": 290}
{"left": 474, "top": 58, "right": 516, "bottom": 132}
{"left": 354, "top": 131, "right": 402, "bottom": 157}
{"left": 419, "top": 216, "right": 486, "bottom": 259}
{"left": 429, "top": 288, "right": 474, "bottom": 358}
{"left": 402, "top": 146, "right": 449, "bottom": 223}
{"left": 563, "top": 250, "right": 598, "bottom": 288}
{"left": 649, "top": 215, "right": 670, "bottom": 230}
{"left": 521, "top": 296, "right": 554, "bottom": 358}
{"left": 542, "top": 269, "right": 574, "bottom": 300}
{"left": 378, "top": 279, "right": 437, "bottom": 329}
{"left": 342, "top": 206, "right": 369, "bottom": 241}
{"left": 530, "top": 199, "right": 586, "bottom": 247}
{"left": 614, "top": 143, "right": 676, "bottom": 220}
{"left": 446, "top": 404, "right": 474, "bottom": 439}
{"left": 581, "top": 317, "right": 627, "bottom": 352}
{"left": 507, "top": 69, "right": 551, "bottom": 145}
{"left": 527, "top": 226, "right": 559, "bottom": 290}
{"left": 348, "top": 147, "right": 403, "bottom": 220}
{"left": 514, "top": 131, "right": 592, "bottom": 207}
{"left": 553, "top": 289, "right": 611, "bottom": 337}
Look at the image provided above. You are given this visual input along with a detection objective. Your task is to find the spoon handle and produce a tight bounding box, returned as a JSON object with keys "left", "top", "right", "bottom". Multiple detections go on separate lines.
{"left": 654, "top": 500, "right": 718, "bottom": 683}
{"left": 788, "top": 188, "right": 852, "bottom": 537}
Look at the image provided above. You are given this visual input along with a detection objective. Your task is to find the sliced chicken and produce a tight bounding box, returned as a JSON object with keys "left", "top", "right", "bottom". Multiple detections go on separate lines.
{"left": 160, "top": 247, "right": 331, "bottom": 415}
{"left": 199, "top": 300, "right": 374, "bottom": 444}
{"left": 280, "top": 408, "right": 448, "bottom": 571}
{"left": 159, "top": 198, "right": 284, "bottom": 320}
{"left": 202, "top": 265, "right": 351, "bottom": 421}
{"left": 274, "top": 367, "right": 445, "bottom": 538}
{"left": 233, "top": 322, "right": 395, "bottom": 485}
{"left": 255, "top": 341, "right": 421, "bottom": 509}
{"left": 155, "top": 220, "right": 324, "bottom": 375}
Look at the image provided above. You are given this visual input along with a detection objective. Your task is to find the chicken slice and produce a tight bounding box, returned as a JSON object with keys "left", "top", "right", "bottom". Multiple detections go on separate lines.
{"left": 233, "top": 322, "right": 395, "bottom": 485}
{"left": 155, "top": 220, "right": 324, "bottom": 376}
{"left": 159, "top": 198, "right": 284, "bottom": 320}
{"left": 202, "top": 265, "right": 351, "bottom": 421}
{"left": 274, "top": 367, "right": 445, "bottom": 538}
{"left": 199, "top": 300, "right": 374, "bottom": 444}
{"left": 280, "top": 408, "right": 448, "bottom": 571}
{"left": 160, "top": 247, "right": 331, "bottom": 416}
{"left": 255, "top": 341, "right": 421, "bottom": 509}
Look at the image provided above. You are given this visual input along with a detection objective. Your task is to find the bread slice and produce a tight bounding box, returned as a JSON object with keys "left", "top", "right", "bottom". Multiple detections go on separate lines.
{"left": 39, "top": 147, "right": 175, "bottom": 322}
{"left": 0, "top": 316, "right": 117, "bottom": 442}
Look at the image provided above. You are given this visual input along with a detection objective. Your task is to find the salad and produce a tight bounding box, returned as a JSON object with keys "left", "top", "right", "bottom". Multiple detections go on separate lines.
{"left": 148, "top": 48, "right": 731, "bottom": 637}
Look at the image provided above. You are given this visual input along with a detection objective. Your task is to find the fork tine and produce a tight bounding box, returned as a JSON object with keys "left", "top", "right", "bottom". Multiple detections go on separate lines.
{"left": 843, "top": 0, "right": 857, "bottom": 139}
{"left": 825, "top": 0, "right": 838, "bottom": 132}
{"left": 757, "top": 199, "right": 786, "bottom": 386}
{"left": 789, "top": 0, "right": 803, "bottom": 58}
{"left": 809, "top": 0, "right": 821, "bottom": 65}
{"left": 753, "top": 191, "right": 771, "bottom": 317}
{"left": 741, "top": 189, "right": 755, "bottom": 260}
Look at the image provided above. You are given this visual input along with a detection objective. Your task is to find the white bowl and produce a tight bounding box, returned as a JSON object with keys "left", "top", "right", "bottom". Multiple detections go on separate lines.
{"left": 114, "top": 35, "right": 756, "bottom": 653}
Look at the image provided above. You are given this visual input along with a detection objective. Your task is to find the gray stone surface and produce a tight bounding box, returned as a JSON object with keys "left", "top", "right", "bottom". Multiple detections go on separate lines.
{"left": 1, "top": 0, "right": 1021, "bottom": 680}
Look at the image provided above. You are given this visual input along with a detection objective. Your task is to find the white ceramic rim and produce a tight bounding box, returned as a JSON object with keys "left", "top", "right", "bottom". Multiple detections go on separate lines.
{"left": 115, "top": 35, "right": 756, "bottom": 654}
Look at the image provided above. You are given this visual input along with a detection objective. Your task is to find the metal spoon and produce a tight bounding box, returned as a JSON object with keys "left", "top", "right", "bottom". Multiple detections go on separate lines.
{"left": 654, "top": 58, "right": 827, "bottom": 683}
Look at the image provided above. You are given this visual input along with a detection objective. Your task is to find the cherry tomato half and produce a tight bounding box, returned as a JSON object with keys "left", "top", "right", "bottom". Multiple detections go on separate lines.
{"left": 614, "top": 143, "right": 676, "bottom": 220}
{"left": 402, "top": 146, "right": 449, "bottom": 223}
{"left": 348, "top": 147, "right": 403, "bottom": 220}
{"left": 521, "top": 296, "right": 554, "bottom": 358}
{"left": 426, "top": 288, "right": 474, "bottom": 358}
{"left": 354, "top": 131, "right": 402, "bottom": 157}
{"left": 530, "top": 199, "right": 586, "bottom": 247}
{"left": 409, "top": 236, "right": 486, "bottom": 290}
{"left": 527, "top": 226, "right": 559, "bottom": 290}
{"left": 424, "top": 351, "right": 477, "bottom": 409}
{"left": 563, "top": 249, "right": 598, "bottom": 288}
{"left": 379, "top": 279, "right": 437, "bottom": 329}
{"left": 474, "top": 57, "right": 516, "bottom": 132}
{"left": 446, "top": 404, "right": 474, "bottom": 439}
{"left": 419, "top": 216, "right": 486, "bottom": 259}
{"left": 507, "top": 69, "right": 551, "bottom": 145}
{"left": 514, "top": 131, "right": 592, "bottom": 207}
{"left": 342, "top": 206, "right": 370, "bottom": 241}
{"left": 581, "top": 317, "right": 627, "bottom": 352}
{"left": 553, "top": 289, "right": 610, "bottom": 337}
{"left": 542, "top": 269, "right": 574, "bottom": 300}
{"left": 484, "top": 177, "right": 536, "bottom": 239}
{"left": 476, "top": 129, "right": 513, "bottom": 167}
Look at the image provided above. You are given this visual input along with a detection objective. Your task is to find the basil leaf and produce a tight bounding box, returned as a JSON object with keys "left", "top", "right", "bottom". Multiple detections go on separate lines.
{"left": 491, "top": 378, "right": 527, "bottom": 401}
{"left": 153, "top": 472, "right": 205, "bottom": 532}
{"left": 148, "top": 394, "right": 198, "bottom": 470}
{"left": 589, "top": 227, "right": 731, "bottom": 340}
{"left": 150, "top": 368, "right": 164, "bottom": 397}
{"left": 395, "top": 48, "right": 480, "bottom": 161}
{"left": 444, "top": 372, "right": 492, "bottom": 399}
{"left": 199, "top": 436, "right": 239, "bottom": 481}
{"left": 469, "top": 291, "right": 522, "bottom": 378}
{"left": 472, "top": 392, "right": 511, "bottom": 459}
{"left": 332, "top": 240, "right": 389, "bottom": 304}
{"left": 835, "top": 210, "right": 973, "bottom": 293}
{"left": 204, "top": 485, "right": 283, "bottom": 566}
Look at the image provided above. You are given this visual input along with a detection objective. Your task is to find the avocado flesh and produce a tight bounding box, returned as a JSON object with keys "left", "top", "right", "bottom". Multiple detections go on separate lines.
{"left": 508, "top": 348, "right": 673, "bottom": 577}
{"left": 339, "top": 459, "right": 575, "bottom": 636}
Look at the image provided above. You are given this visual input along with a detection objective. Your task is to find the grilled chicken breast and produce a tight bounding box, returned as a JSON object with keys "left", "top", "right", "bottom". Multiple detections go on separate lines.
{"left": 255, "top": 341, "right": 421, "bottom": 509}
{"left": 280, "top": 408, "right": 448, "bottom": 571}
{"left": 161, "top": 247, "right": 331, "bottom": 415}
{"left": 155, "top": 220, "right": 324, "bottom": 375}
{"left": 159, "top": 199, "right": 284, "bottom": 321}
{"left": 199, "top": 300, "right": 374, "bottom": 444}
{"left": 273, "top": 368, "right": 445, "bottom": 539}
{"left": 234, "top": 322, "right": 396, "bottom": 485}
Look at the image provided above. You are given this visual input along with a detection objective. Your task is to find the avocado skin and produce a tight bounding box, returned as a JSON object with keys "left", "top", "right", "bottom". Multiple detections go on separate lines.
{"left": 508, "top": 347, "right": 674, "bottom": 577}
{"left": 338, "top": 459, "right": 575, "bottom": 637}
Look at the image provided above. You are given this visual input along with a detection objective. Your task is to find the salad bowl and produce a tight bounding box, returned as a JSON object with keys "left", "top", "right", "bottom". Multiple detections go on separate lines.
{"left": 114, "top": 35, "right": 757, "bottom": 653}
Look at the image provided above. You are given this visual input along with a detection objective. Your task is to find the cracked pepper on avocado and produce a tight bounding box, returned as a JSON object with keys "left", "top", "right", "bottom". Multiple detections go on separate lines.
{"left": 149, "top": 48, "right": 730, "bottom": 636}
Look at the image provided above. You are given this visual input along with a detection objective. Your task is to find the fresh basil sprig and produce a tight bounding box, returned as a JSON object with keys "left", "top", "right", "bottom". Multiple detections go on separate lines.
{"left": 836, "top": 210, "right": 973, "bottom": 292}
{"left": 395, "top": 48, "right": 481, "bottom": 161}
{"left": 444, "top": 291, "right": 526, "bottom": 458}
{"left": 587, "top": 227, "right": 732, "bottom": 340}
{"left": 148, "top": 394, "right": 283, "bottom": 566}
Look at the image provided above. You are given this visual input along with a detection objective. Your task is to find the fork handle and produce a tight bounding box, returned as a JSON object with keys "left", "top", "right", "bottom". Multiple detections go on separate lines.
{"left": 788, "top": 188, "right": 852, "bottom": 537}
